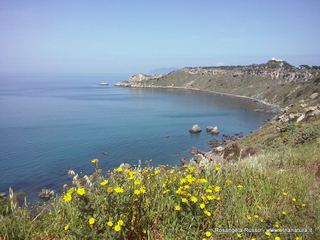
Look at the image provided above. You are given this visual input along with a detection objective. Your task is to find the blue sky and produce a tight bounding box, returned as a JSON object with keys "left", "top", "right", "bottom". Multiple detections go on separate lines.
{"left": 1, "top": 0, "right": 320, "bottom": 75}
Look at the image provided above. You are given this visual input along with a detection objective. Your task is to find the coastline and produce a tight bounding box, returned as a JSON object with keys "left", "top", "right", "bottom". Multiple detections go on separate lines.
{"left": 114, "top": 83, "right": 282, "bottom": 112}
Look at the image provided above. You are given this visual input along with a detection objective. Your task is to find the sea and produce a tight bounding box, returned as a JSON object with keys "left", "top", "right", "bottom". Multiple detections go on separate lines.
{"left": 0, "top": 75, "right": 274, "bottom": 202}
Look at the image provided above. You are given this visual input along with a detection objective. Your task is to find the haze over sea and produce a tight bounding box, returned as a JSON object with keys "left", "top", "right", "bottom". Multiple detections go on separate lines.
{"left": 0, "top": 75, "right": 273, "bottom": 201}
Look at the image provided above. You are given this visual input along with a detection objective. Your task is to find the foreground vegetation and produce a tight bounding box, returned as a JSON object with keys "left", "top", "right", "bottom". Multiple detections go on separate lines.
{"left": 1, "top": 139, "right": 319, "bottom": 239}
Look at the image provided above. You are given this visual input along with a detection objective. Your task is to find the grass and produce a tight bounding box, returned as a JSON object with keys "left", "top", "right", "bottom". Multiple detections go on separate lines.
{"left": 0, "top": 140, "right": 319, "bottom": 239}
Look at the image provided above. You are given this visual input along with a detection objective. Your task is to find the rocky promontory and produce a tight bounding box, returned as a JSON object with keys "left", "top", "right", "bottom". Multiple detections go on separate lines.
{"left": 115, "top": 59, "right": 320, "bottom": 107}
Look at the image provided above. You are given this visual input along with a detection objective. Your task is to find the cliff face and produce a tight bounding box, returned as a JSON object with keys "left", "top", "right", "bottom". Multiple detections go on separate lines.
{"left": 127, "top": 73, "right": 163, "bottom": 83}
{"left": 116, "top": 60, "right": 320, "bottom": 107}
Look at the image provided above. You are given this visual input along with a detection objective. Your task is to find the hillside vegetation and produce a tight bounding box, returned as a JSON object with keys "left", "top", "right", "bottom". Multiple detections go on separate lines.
{"left": 1, "top": 61, "right": 320, "bottom": 239}
{"left": 116, "top": 60, "right": 320, "bottom": 107}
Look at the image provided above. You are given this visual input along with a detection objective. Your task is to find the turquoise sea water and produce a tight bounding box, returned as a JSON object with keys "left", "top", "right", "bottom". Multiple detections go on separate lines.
{"left": 0, "top": 75, "right": 273, "bottom": 201}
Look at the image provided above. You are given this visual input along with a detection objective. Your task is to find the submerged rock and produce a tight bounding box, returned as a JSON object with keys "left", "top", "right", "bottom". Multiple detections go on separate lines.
{"left": 189, "top": 124, "right": 202, "bottom": 134}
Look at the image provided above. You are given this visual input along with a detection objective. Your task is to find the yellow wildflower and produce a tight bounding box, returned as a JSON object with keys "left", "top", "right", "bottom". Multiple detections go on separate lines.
{"left": 236, "top": 233, "right": 242, "bottom": 238}
{"left": 264, "top": 231, "right": 271, "bottom": 236}
{"left": 175, "top": 205, "right": 181, "bottom": 211}
{"left": 253, "top": 214, "right": 259, "bottom": 219}
{"left": 205, "top": 189, "right": 213, "bottom": 193}
{"left": 114, "top": 187, "right": 124, "bottom": 193}
{"left": 200, "top": 203, "right": 206, "bottom": 209}
{"left": 107, "top": 187, "right": 113, "bottom": 193}
{"left": 100, "top": 179, "right": 109, "bottom": 186}
{"left": 180, "top": 178, "right": 187, "bottom": 185}
{"left": 139, "top": 186, "right": 146, "bottom": 193}
{"left": 292, "top": 197, "right": 297, "bottom": 202}
{"left": 183, "top": 185, "right": 190, "bottom": 190}
{"left": 281, "top": 211, "right": 287, "bottom": 216}
{"left": 204, "top": 210, "right": 212, "bottom": 217}
{"left": 247, "top": 216, "right": 252, "bottom": 221}
{"left": 186, "top": 174, "right": 193, "bottom": 179}
{"left": 107, "top": 221, "right": 113, "bottom": 227}
{"left": 190, "top": 196, "right": 198, "bottom": 203}
{"left": 117, "top": 220, "right": 124, "bottom": 226}
{"left": 295, "top": 237, "right": 302, "bottom": 240}
{"left": 63, "top": 193, "right": 72, "bottom": 203}
{"left": 205, "top": 231, "right": 212, "bottom": 237}
{"left": 64, "top": 225, "right": 69, "bottom": 231}
{"left": 116, "top": 167, "right": 123, "bottom": 172}
{"left": 181, "top": 198, "right": 188, "bottom": 203}
{"left": 128, "top": 171, "right": 136, "bottom": 180}
{"left": 176, "top": 188, "right": 182, "bottom": 195}
{"left": 301, "top": 203, "right": 306, "bottom": 207}
{"left": 91, "top": 158, "right": 99, "bottom": 164}
{"left": 215, "top": 164, "right": 221, "bottom": 171}
{"left": 88, "top": 217, "right": 95, "bottom": 225}
{"left": 214, "top": 186, "right": 221, "bottom": 192}
{"left": 134, "top": 180, "right": 141, "bottom": 185}
{"left": 282, "top": 192, "right": 288, "bottom": 196}
{"left": 154, "top": 170, "right": 160, "bottom": 175}
{"left": 207, "top": 195, "right": 215, "bottom": 201}
{"left": 237, "top": 184, "right": 244, "bottom": 189}
{"left": 198, "top": 178, "right": 208, "bottom": 184}
{"left": 114, "top": 225, "right": 121, "bottom": 231}
{"left": 76, "top": 188, "right": 86, "bottom": 196}
{"left": 275, "top": 236, "right": 281, "bottom": 240}
{"left": 63, "top": 184, "right": 68, "bottom": 188}
{"left": 134, "top": 189, "right": 141, "bottom": 195}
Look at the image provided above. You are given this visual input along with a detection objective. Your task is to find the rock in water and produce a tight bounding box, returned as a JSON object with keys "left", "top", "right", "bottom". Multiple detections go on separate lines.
{"left": 206, "top": 126, "right": 219, "bottom": 134}
{"left": 189, "top": 124, "right": 202, "bottom": 134}
{"left": 206, "top": 126, "right": 214, "bottom": 132}
{"left": 210, "top": 126, "right": 219, "bottom": 134}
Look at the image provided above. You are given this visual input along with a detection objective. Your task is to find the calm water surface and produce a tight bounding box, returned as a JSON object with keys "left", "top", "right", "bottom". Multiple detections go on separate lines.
{"left": 0, "top": 75, "right": 273, "bottom": 201}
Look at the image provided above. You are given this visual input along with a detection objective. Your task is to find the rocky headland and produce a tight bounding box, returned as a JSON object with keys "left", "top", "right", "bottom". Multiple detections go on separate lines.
{"left": 115, "top": 59, "right": 320, "bottom": 108}
{"left": 116, "top": 59, "right": 320, "bottom": 166}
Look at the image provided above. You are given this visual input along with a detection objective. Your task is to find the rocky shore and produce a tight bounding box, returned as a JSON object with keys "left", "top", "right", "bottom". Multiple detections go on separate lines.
{"left": 115, "top": 59, "right": 320, "bottom": 167}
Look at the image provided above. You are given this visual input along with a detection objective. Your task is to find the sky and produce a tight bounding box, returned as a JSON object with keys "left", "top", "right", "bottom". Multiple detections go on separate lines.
{"left": 0, "top": 0, "right": 320, "bottom": 75}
